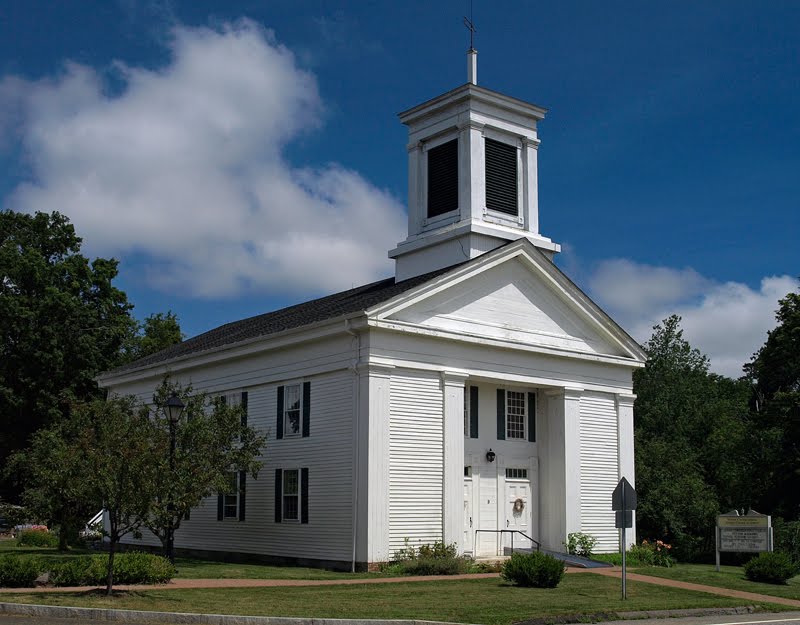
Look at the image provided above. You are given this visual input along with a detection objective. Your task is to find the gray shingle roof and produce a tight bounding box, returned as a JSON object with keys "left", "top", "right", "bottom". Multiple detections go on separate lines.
{"left": 106, "top": 264, "right": 459, "bottom": 377}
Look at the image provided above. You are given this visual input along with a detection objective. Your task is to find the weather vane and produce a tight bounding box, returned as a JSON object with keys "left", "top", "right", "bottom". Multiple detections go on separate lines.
{"left": 463, "top": 0, "right": 476, "bottom": 50}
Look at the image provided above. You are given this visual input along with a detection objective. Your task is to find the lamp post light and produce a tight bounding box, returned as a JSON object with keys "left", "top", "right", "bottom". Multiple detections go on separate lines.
{"left": 165, "top": 392, "right": 184, "bottom": 564}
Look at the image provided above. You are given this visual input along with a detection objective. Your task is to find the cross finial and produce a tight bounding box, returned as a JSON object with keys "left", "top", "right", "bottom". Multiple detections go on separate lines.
{"left": 463, "top": 15, "right": 476, "bottom": 51}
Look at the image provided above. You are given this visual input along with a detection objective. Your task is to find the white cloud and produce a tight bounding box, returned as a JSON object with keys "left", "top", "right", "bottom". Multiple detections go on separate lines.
{"left": 588, "top": 259, "right": 798, "bottom": 378}
{"left": 1, "top": 19, "right": 406, "bottom": 298}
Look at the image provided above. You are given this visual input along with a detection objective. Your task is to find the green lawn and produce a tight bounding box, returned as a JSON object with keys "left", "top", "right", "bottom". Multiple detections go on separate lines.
{"left": 0, "top": 538, "right": 368, "bottom": 580}
{"left": 1, "top": 575, "right": 788, "bottom": 625}
{"left": 634, "top": 563, "right": 800, "bottom": 601}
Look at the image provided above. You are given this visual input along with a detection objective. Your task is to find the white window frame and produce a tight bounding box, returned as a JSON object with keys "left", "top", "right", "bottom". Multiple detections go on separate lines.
{"left": 283, "top": 383, "right": 303, "bottom": 438}
{"left": 505, "top": 389, "right": 527, "bottom": 440}
{"left": 222, "top": 471, "right": 239, "bottom": 519}
{"left": 505, "top": 467, "right": 528, "bottom": 480}
{"left": 464, "top": 388, "right": 470, "bottom": 437}
{"left": 282, "top": 468, "right": 301, "bottom": 522}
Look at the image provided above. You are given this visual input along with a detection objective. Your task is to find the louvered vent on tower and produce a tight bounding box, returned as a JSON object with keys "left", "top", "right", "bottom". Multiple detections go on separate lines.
{"left": 427, "top": 139, "right": 459, "bottom": 218}
{"left": 485, "top": 137, "right": 518, "bottom": 216}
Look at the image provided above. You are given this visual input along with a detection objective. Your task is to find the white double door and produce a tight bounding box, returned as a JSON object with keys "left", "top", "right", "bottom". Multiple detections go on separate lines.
{"left": 465, "top": 468, "right": 534, "bottom": 556}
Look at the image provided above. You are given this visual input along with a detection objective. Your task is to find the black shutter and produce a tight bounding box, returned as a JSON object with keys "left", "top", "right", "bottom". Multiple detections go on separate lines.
{"left": 217, "top": 493, "right": 223, "bottom": 521}
{"left": 301, "top": 467, "right": 309, "bottom": 524}
{"left": 238, "top": 471, "right": 246, "bottom": 522}
{"left": 276, "top": 386, "right": 284, "bottom": 440}
{"left": 220, "top": 394, "right": 227, "bottom": 405}
{"left": 496, "top": 389, "right": 506, "bottom": 440}
{"left": 302, "top": 381, "right": 311, "bottom": 438}
{"left": 274, "top": 469, "right": 282, "bottom": 523}
{"left": 469, "top": 386, "right": 479, "bottom": 439}
{"left": 485, "top": 138, "right": 518, "bottom": 216}
{"left": 528, "top": 392, "right": 536, "bottom": 442}
{"left": 427, "top": 138, "right": 459, "bottom": 218}
{"left": 241, "top": 392, "right": 248, "bottom": 427}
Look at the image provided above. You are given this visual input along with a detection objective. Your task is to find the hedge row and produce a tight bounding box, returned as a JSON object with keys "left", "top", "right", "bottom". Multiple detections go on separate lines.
{"left": 0, "top": 552, "right": 175, "bottom": 588}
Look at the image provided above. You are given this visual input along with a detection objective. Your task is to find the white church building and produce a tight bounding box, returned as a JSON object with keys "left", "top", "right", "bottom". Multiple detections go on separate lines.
{"left": 99, "top": 50, "right": 645, "bottom": 571}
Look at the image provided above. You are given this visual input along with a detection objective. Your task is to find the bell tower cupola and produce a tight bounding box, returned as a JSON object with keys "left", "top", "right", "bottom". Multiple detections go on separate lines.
{"left": 389, "top": 48, "right": 560, "bottom": 281}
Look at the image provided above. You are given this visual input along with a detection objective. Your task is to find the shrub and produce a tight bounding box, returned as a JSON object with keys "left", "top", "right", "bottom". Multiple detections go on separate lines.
{"left": 113, "top": 551, "right": 175, "bottom": 584}
{"left": 564, "top": 532, "right": 597, "bottom": 558}
{"left": 629, "top": 539, "right": 675, "bottom": 567}
{"left": 16, "top": 528, "right": 58, "bottom": 548}
{"left": 391, "top": 540, "right": 471, "bottom": 576}
{"left": 744, "top": 552, "right": 798, "bottom": 585}
{"left": 50, "top": 556, "right": 107, "bottom": 586}
{"left": 0, "top": 555, "right": 42, "bottom": 587}
{"left": 501, "top": 552, "right": 565, "bottom": 588}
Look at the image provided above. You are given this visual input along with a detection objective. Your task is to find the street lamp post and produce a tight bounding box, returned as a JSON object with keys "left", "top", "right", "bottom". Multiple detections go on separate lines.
{"left": 165, "top": 392, "right": 185, "bottom": 564}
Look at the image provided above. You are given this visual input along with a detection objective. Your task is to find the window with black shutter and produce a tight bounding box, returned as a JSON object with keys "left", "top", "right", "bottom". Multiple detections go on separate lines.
{"left": 427, "top": 138, "right": 458, "bottom": 218}
{"left": 485, "top": 137, "right": 518, "bottom": 216}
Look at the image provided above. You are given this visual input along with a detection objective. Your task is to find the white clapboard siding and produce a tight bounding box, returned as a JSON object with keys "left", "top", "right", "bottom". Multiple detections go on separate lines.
{"left": 388, "top": 369, "right": 443, "bottom": 555}
{"left": 122, "top": 370, "right": 355, "bottom": 563}
{"left": 579, "top": 392, "right": 619, "bottom": 552}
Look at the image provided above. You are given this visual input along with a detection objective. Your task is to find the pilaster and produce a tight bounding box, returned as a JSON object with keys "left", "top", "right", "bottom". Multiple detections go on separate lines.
{"left": 357, "top": 362, "right": 394, "bottom": 563}
{"left": 407, "top": 142, "right": 423, "bottom": 236}
{"left": 441, "top": 371, "right": 469, "bottom": 551}
{"left": 522, "top": 137, "right": 540, "bottom": 235}
{"left": 616, "top": 392, "right": 637, "bottom": 547}
{"left": 459, "top": 120, "right": 485, "bottom": 223}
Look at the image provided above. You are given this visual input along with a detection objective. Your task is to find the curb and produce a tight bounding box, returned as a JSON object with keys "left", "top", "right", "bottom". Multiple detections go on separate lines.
{"left": 0, "top": 603, "right": 475, "bottom": 625}
{"left": 512, "top": 606, "right": 769, "bottom": 625}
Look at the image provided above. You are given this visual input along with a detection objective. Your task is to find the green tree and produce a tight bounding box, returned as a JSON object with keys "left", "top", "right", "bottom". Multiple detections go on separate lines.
{"left": 746, "top": 290, "right": 800, "bottom": 518}
{"left": 122, "top": 311, "right": 184, "bottom": 363}
{"left": 146, "top": 379, "right": 267, "bottom": 562}
{"left": 0, "top": 210, "right": 135, "bottom": 500}
{"left": 7, "top": 423, "right": 96, "bottom": 550}
{"left": 634, "top": 316, "right": 752, "bottom": 560}
{"left": 14, "top": 396, "right": 160, "bottom": 594}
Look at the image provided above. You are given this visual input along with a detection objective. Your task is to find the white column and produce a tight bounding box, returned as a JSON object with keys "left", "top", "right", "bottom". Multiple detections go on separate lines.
{"left": 563, "top": 388, "right": 583, "bottom": 536}
{"left": 522, "top": 136, "right": 540, "bottom": 235}
{"left": 357, "top": 362, "right": 394, "bottom": 564}
{"left": 617, "top": 393, "right": 637, "bottom": 548}
{"left": 458, "top": 121, "right": 485, "bottom": 223}
{"left": 441, "top": 371, "right": 468, "bottom": 551}
{"left": 407, "top": 141, "right": 423, "bottom": 237}
{"left": 542, "top": 387, "right": 583, "bottom": 551}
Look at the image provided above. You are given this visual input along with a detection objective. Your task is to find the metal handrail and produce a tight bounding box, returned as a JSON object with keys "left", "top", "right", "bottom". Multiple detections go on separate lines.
{"left": 474, "top": 529, "right": 541, "bottom": 553}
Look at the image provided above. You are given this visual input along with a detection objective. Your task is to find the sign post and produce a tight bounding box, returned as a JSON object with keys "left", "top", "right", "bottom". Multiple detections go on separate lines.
{"left": 715, "top": 510, "right": 772, "bottom": 571}
{"left": 612, "top": 477, "right": 637, "bottom": 600}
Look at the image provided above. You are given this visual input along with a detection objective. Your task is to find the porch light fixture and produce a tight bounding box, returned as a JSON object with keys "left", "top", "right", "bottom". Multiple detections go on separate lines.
{"left": 486, "top": 449, "right": 496, "bottom": 463}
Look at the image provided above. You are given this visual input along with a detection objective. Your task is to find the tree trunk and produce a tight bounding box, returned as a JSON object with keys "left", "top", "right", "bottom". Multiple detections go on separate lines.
{"left": 58, "top": 527, "right": 69, "bottom": 551}
{"left": 105, "top": 536, "right": 116, "bottom": 596}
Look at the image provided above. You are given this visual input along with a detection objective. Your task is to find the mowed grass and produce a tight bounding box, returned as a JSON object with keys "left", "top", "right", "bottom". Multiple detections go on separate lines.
{"left": 0, "top": 538, "right": 368, "bottom": 581}
{"left": 634, "top": 563, "right": 800, "bottom": 601}
{"left": 2, "top": 575, "right": 786, "bottom": 625}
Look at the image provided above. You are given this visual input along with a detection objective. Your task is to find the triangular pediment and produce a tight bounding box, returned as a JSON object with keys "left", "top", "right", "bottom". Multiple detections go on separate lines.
{"left": 371, "top": 242, "right": 645, "bottom": 362}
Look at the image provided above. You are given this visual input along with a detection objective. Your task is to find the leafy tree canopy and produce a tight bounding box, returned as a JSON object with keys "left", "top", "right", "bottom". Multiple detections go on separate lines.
{"left": 746, "top": 290, "right": 800, "bottom": 518}
{"left": 634, "top": 315, "right": 752, "bottom": 559}
{"left": 122, "top": 311, "right": 184, "bottom": 363}
{"left": 0, "top": 210, "right": 135, "bottom": 498}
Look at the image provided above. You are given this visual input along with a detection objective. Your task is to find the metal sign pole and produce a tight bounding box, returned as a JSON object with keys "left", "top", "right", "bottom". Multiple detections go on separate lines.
{"left": 621, "top": 486, "right": 627, "bottom": 600}
{"left": 715, "top": 525, "right": 720, "bottom": 572}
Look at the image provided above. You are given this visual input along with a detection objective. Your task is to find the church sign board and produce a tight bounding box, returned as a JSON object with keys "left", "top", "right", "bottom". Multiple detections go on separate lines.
{"left": 715, "top": 510, "right": 772, "bottom": 571}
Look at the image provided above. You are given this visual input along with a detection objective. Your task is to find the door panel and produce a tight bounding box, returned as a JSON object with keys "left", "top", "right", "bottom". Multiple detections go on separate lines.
{"left": 505, "top": 480, "right": 532, "bottom": 550}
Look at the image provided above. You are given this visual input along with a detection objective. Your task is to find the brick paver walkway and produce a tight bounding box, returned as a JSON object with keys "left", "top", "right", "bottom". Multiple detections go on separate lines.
{"left": 584, "top": 567, "right": 800, "bottom": 608}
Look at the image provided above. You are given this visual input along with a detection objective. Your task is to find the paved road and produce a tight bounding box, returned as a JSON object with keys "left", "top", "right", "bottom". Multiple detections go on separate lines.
{"left": 613, "top": 613, "right": 800, "bottom": 625}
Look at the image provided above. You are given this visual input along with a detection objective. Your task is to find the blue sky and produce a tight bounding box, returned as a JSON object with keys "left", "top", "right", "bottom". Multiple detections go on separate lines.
{"left": 1, "top": 0, "right": 798, "bottom": 376}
